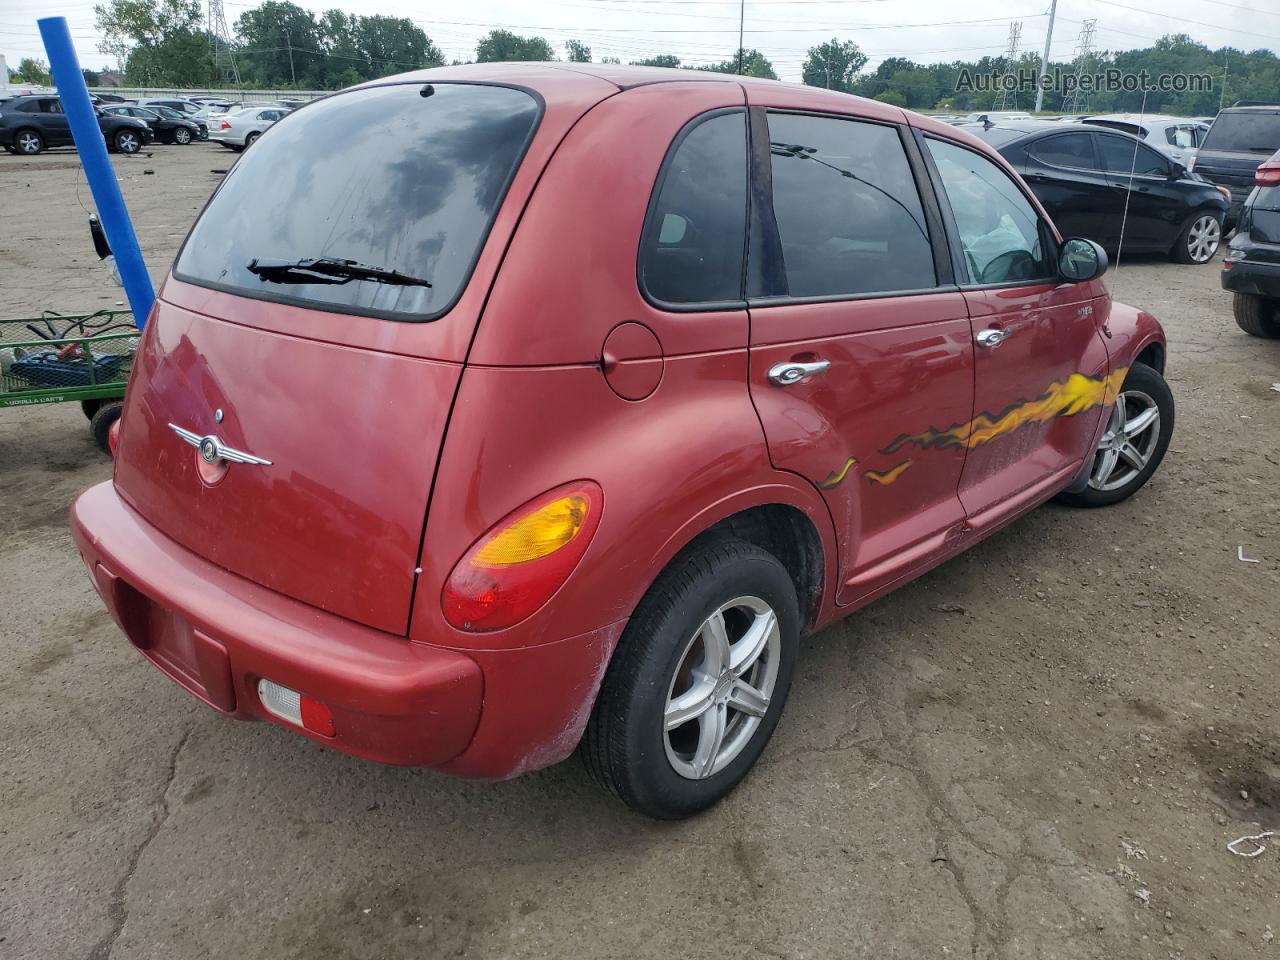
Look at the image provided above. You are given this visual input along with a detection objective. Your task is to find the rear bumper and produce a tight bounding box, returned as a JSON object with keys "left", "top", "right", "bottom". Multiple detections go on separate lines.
{"left": 70, "top": 482, "right": 621, "bottom": 777}
{"left": 1222, "top": 254, "right": 1280, "bottom": 299}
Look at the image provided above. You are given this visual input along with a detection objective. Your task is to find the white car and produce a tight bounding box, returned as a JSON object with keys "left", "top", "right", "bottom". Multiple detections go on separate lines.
{"left": 208, "top": 106, "right": 289, "bottom": 151}
{"left": 1080, "top": 113, "right": 1210, "bottom": 167}
{"left": 962, "top": 111, "right": 1035, "bottom": 125}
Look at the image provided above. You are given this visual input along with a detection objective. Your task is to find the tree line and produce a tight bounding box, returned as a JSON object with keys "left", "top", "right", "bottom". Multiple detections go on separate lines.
{"left": 9, "top": 0, "right": 1275, "bottom": 117}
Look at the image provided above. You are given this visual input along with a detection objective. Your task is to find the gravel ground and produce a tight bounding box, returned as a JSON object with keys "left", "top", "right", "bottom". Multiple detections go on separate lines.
{"left": 1, "top": 144, "right": 1277, "bottom": 960}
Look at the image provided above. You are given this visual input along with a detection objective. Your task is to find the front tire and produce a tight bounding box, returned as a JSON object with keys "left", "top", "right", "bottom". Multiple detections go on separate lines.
{"left": 174, "top": 127, "right": 192, "bottom": 145}
{"left": 1171, "top": 211, "right": 1222, "bottom": 264}
{"left": 582, "top": 538, "right": 800, "bottom": 819}
{"left": 1057, "top": 362, "right": 1173, "bottom": 508}
{"left": 114, "top": 129, "right": 141, "bottom": 154}
{"left": 1233, "top": 293, "right": 1280, "bottom": 338}
{"left": 15, "top": 128, "right": 44, "bottom": 155}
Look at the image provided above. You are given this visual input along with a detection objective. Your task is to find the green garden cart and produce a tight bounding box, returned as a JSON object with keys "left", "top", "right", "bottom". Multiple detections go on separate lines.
{"left": 1, "top": 309, "right": 137, "bottom": 455}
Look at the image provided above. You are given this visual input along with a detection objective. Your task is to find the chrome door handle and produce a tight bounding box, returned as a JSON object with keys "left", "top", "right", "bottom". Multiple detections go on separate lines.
{"left": 768, "top": 359, "right": 830, "bottom": 385}
{"left": 975, "top": 328, "right": 1009, "bottom": 349}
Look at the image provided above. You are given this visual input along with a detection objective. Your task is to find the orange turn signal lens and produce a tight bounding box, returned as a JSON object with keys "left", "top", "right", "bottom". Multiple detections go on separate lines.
{"left": 442, "top": 482, "right": 603, "bottom": 633}
{"left": 471, "top": 494, "right": 590, "bottom": 567}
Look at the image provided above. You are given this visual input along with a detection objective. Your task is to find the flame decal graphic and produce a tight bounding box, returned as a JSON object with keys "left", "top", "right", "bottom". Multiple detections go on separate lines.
{"left": 819, "top": 456, "right": 859, "bottom": 489}
{"left": 883, "top": 368, "right": 1127, "bottom": 454}
{"left": 865, "top": 460, "right": 913, "bottom": 485}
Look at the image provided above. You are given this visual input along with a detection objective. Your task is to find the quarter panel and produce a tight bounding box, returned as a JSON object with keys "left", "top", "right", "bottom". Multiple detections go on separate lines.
{"left": 409, "top": 350, "right": 837, "bottom": 650}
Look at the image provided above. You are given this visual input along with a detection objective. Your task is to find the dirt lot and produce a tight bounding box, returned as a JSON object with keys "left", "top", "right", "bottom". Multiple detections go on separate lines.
{"left": 1, "top": 143, "right": 1277, "bottom": 960}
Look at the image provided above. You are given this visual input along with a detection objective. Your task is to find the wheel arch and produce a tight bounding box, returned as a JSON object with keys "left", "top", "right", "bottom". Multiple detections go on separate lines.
{"left": 1134, "top": 339, "right": 1165, "bottom": 374}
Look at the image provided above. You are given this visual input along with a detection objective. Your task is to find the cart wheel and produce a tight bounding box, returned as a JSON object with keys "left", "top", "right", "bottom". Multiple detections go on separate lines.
{"left": 81, "top": 399, "right": 102, "bottom": 420}
{"left": 90, "top": 402, "right": 123, "bottom": 456}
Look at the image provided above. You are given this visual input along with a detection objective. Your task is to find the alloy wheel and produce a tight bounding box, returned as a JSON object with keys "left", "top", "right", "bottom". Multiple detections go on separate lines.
{"left": 1089, "top": 389, "right": 1161, "bottom": 491}
{"left": 175, "top": 128, "right": 191, "bottom": 144}
{"left": 663, "top": 595, "right": 780, "bottom": 780}
{"left": 17, "top": 131, "right": 40, "bottom": 154}
{"left": 117, "top": 131, "right": 139, "bottom": 154}
{"left": 1186, "top": 215, "right": 1220, "bottom": 263}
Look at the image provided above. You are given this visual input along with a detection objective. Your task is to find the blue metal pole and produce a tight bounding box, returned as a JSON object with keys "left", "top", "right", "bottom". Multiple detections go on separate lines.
{"left": 38, "top": 16, "right": 155, "bottom": 329}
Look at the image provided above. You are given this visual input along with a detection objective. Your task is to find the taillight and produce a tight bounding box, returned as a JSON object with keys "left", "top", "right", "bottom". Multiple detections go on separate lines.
{"left": 1186, "top": 155, "right": 1196, "bottom": 172}
{"left": 219, "top": 119, "right": 230, "bottom": 130}
{"left": 1257, "top": 161, "right": 1280, "bottom": 186}
{"left": 442, "top": 481, "right": 603, "bottom": 632}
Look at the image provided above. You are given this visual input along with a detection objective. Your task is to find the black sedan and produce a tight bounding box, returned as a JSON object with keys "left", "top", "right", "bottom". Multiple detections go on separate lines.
{"left": 1221, "top": 149, "right": 1280, "bottom": 338}
{"left": 964, "top": 120, "right": 1230, "bottom": 264}
{"left": 0, "top": 95, "right": 152, "bottom": 155}
{"left": 101, "top": 104, "right": 201, "bottom": 145}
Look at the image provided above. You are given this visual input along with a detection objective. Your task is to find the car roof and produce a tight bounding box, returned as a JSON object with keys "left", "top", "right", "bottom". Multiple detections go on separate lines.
{"left": 357, "top": 61, "right": 912, "bottom": 117}
{"left": 1086, "top": 113, "right": 1201, "bottom": 125}
{"left": 1220, "top": 104, "right": 1280, "bottom": 113}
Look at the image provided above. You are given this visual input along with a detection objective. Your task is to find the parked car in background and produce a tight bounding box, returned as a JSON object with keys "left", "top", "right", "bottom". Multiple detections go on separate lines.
{"left": 1192, "top": 104, "right": 1280, "bottom": 227}
{"left": 135, "top": 97, "right": 202, "bottom": 116}
{"left": 71, "top": 66, "right": 1174, "bottom": 820}
{"left": 277, "top": 99, "right": 311, "bottom": 110}
{"left": 968, "top": 120, "right": 1228, "bottom": 263}
{"left": 1222, "top": 149, "right": 1280, "bottom": 337}
{"left": 208, "top": 106, "right": 289, "bottom": 150}
{"left": 963, "top": 110, "right": 1034, "bottom": 125}
{"left": 101, "top": 104, "right": 201, "bottom": 145}
{"left": 1081, "top": 113, "right": 1209, "bottom": 167}
{"left": 0, "top": 95, "right": 152, "bottom": 155}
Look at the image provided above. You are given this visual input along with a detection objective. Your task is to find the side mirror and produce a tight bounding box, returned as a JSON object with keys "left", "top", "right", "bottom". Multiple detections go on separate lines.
{"left": 1168, "top": 163, "right": 1184, "bottom": 180}
{"left": 1058, "top": 237, "right": 1108, "bottom": 282}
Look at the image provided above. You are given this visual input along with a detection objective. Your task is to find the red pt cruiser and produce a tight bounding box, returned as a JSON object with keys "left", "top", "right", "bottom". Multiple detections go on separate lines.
{"left": 72, "top": 64, "right": 1173, "bottom": 819}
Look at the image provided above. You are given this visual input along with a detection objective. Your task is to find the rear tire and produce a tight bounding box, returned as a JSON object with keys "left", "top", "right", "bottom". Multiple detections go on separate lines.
{"left": 582, "top": 538, "right": 800, "bottom": 819}
{"left": 1171, "top": 211, "right": 1222, "bottom": 264}
{"left": 1233, "top": 293, "right": 1280, "bottom": 338}
{"left": 1056, "top": 363, "right": 1173, "bottom": 508}
{"left": 89, "top": 401, "right": 123, "bottom": 456}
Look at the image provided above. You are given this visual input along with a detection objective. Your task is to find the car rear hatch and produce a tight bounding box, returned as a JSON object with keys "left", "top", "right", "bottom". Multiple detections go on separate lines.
{"left": 1245, "top": 182, "right": 1280, "bottom": 257}
{"left": 112, "top": 73, "right": 614, "bottom": 635}
{"left": 1195, "top": 111, "right": 1280, "bottom": 216}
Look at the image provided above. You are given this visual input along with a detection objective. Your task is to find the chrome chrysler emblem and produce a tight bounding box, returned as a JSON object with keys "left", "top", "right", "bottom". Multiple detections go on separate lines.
{"left": 169, "top": 423, "right": 272, "bottom": 466}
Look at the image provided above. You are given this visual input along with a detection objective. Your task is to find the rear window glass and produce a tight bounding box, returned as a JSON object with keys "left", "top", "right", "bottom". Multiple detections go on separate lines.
{"left": 1030, "top": 133, "right": 1097, "bottom": 168}
{"left": 640, "top": 110, "right": 748, "bottom": 305}
{"left": 766, "top": 112, "right": 935, "bottom": 298}
{"left": 175, "top": 83, "right": 540, "bottom": 321}
{"left": 1202, "top": 111, "right": 1280, "bottom": 154}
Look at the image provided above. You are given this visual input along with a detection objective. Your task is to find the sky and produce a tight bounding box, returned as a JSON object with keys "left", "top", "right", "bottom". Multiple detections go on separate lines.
{"left": 2, "top": 0, "right": 1278, "bottom": 84}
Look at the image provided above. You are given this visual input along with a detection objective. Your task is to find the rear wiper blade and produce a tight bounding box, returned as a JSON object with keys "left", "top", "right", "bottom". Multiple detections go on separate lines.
{"left": 247, "top": 256, "right": 431, "bottom": 287}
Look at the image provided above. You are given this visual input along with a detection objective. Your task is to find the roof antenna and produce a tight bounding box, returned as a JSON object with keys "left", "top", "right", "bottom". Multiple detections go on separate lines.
{"left": 419, "top": 84, "right": 434, "bottom": 98}
{"left": 1112, "top": 90, "right": 1148, "bottom": 276}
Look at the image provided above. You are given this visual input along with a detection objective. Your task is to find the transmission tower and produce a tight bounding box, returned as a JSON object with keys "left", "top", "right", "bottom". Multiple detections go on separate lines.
{"left": 1063, "top": 19, "right": 1097, "bottom": 114}
{"left": 208, "top": 0, "right": 241, "bottom": 87}
{"left": 994, "top": 20, "right": 1023, "bottom": 110}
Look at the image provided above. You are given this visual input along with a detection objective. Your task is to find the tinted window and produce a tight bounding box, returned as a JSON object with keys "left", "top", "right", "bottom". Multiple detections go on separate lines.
{"left": 1202, "top": 111, "right": 1280, "bottom": 153}
{"left": 926, "top": 138, "right": 1052, "bottom": 285}
{"left": 639, "top": 110, "right": 748, "bottom": 305}
{"left": 13, "top": 100, "right": 39, "bottom": 113}
{"left": 1030, "top": 133, "right": 1097, "bottom": 168}
{"left": 766, "top": 113, "right": 935, "bottom": 298}
{"left": 1097, "top": 136, "right": 1169, "bottom": 176}
{"left": 175, "top": 83, "right": 539, "bottom": 321}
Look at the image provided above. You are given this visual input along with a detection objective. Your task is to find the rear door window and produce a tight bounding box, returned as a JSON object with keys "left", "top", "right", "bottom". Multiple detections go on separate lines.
{"left": 926, "top": 137, "right": 1054, "bottom": 285}
{"left": 1029, "top": 133, "right": 1097, "bottom": 169}
{"left": 639, "top": 110, "right": 748, "bottom": 306}
{"left": 174, "top": 83, "right": 540, "bottom": 321}
{"left": 763, "top": 112, "right": 936, "bottom": 298}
